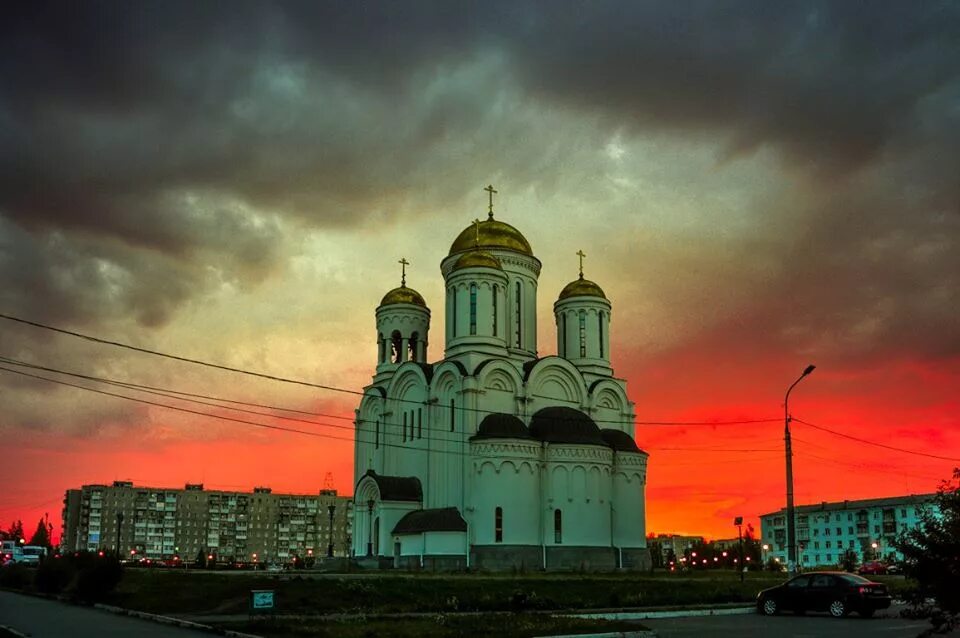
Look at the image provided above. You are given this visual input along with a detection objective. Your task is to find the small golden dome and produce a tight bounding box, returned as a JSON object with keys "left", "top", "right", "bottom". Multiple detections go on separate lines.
{"left": 558, "top": 276, "right": 607, "bottom": 300}
{"left": 452, "top": 249, "right": 503, "bottom": 272}
{"left": 449, "top": 218, "right": 533, "bottom": 256}
{"left": 379, "top": 285, "right": 427, "bottom": 308}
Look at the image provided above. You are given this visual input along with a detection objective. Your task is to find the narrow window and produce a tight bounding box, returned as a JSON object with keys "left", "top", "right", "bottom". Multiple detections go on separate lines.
{"left": 402, "top": 412, "right": 407, "bottom": 442}
{"left": 375, "top": 418, "right": 380, "bottom": 449}
{"left": 452, "top": 287, "right": 458, "bottom": 336}
{"left": 469, "top": 284, "right": 477, "bottom": 335}
{"left": 492, "top": 285, "right": 499, "bottom": 337}
{"left": 378, "top": 333, "right": 385, "bottom": 363}
{"left": 598, "top": 312, "right": 604, "bottom": 358}
{"left": 495, "top": 507, "right": 503, "bottom": 543}
{"left": 391, "top": 331, "right": 402, "bottom": 364}
{"left": 417, "top": 408, "right": 422, "bottom": 439}
{"left": 554, "top": 509, "right": 562, "bottom": 544}
{"left": 561, "top": 313, "right": 567, "bottom": 357}
{"left": 409, "top": 332, "right": 419, "bottom": 362}
{"left": 578, "top": 311, "right": 586, "bottom": 358}
{"left": 515, "top": 281, "right": 522, "bottom": 348}
{"left": 450, "top": 399, "right": 455, "bottom": 432}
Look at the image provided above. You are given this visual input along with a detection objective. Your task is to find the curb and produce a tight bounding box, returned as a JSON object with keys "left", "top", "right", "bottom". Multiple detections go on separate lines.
{"left": 569, "top": 606, "right": 755, "bottom": 620}
{"left": 92, "top": 603, "right": 262, "bottom": 638}
{"left": 536, "top": 633, "right": 657, "bottom": 638}
{"left": 0, "top": 624, "right": 30, "bottom": 638}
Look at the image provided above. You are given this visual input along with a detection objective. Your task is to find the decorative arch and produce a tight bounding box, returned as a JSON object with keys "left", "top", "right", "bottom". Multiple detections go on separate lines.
{"left": 589, "top": 378, "right": 630, "bottom": 422}
{"left": 475, "top": 359, "right": 522, "bottom": 394}
{"left": 526, "top": 357, "right": 586, "bottom": 407}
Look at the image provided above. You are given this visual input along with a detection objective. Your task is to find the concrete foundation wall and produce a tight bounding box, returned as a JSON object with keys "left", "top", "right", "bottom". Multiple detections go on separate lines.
{"left": 545, "top": 545, "right": 618, "bottom": 571}
{"left": 619, "top": 546, "right": 652, "bottom": 571}
{"left": 471, "top": 544, "right": 542, "bottom": 571}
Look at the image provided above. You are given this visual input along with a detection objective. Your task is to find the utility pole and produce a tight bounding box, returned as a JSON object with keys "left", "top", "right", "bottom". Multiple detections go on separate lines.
{"left": 735, "top": 516, "right": 744, "bottom": 583}
{"left": 327, "top": 504, "right": 336, "bottom": 558}
{"left": 116, "top": 511, "right": 124, "bottom": 556}
{"left": 784, "top": 364, "right": 815, "bottom": 575}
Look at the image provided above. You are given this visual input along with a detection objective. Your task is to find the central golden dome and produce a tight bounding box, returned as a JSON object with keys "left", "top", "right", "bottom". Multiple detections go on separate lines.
{"left": 379, "top": 285, "right": 427, "bottom": 308}
{"left": 558, "top": 276, "right": 607, "bottom": 300}
{"left": 449, "top": 218, "right": 533, "bottom": 257}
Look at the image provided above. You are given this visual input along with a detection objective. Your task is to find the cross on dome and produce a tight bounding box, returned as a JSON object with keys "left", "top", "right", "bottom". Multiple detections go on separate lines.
{"left": 484, "top": 184, "right": 498, "bottom": 220}
{"left": 576, "top": 249, "right": 586, "bottom": 279}
{"left": 398, "top": 257, "right": 409, "bottom": 286}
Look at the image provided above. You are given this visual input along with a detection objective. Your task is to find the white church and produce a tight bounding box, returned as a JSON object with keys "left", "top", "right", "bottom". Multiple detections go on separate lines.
{"left": 352, "top": 188, "right": 650, "bottom": 570}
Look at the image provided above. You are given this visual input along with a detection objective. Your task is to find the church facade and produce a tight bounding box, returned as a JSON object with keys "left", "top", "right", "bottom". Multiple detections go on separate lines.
{"left": 352, "top": 191, "right": 650, "bottom": 570}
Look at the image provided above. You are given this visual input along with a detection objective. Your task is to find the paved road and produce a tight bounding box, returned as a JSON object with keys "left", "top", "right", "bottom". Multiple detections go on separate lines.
{"left": 0, "top": 591, "right": 214, "bottom": 638}
{"left": 642, "top": 610, "right": 939, "bottom": 638}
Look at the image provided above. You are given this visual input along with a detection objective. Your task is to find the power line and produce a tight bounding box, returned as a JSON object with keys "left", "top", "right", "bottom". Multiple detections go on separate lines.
{"left": 1, "top": 365, "right": 682, "bottom": 465}
{"left": 792, "top": 449, "right": 946, "bottom": 483}
{"left": 793, "top": 418, "right": 960, "bottom": 463}
{"left": 0, "top": 314, "right": 780, "bottom": 428}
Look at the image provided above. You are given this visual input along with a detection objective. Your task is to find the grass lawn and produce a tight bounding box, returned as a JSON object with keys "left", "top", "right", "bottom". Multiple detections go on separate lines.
{"left": 107, "top": 569, "right": 791, "bottom": 616}
{"left": 219, "top": 614, "right": 648, "bottom": 638}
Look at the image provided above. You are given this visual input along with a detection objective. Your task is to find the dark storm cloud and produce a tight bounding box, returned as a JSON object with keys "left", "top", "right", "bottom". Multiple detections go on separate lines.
{"left": 1, "top": 0, "right": 957, "bottom": 345}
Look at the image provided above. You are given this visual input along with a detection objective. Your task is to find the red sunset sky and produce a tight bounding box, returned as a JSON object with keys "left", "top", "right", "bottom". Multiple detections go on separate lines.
{"left": 1, "top": 2, "right": 958, "bottom": 543}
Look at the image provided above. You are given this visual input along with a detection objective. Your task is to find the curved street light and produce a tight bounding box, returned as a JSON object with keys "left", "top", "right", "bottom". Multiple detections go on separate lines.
{"left": 785, "top": 364, "right": 815, "bottom": 575}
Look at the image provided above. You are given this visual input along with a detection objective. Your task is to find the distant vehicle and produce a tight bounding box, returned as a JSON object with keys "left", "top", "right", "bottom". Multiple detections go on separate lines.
{"left": 2, "top": 540, "right": 24, "bottom": 565}
{"left": 858, "top": 560, "right": 889, "bottom": 575}
{"left": 757, "top": 571, "right": 892, "bottom": 618}
{"left": 20, "top": 546, "right": 47, "bottom": 565}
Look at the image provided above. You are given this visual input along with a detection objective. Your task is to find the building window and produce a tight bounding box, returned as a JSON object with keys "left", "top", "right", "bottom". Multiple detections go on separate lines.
{"left": 495, "top": 507, "right": 503, "bottom": 543}
{"left": 836, "top": 527, "right": 841, "bottom": 536}
{"left": 452, "top": 288, "right": 457, "bottom": 336}
{"left": 403, "top": 412, "right": 407, "bottom": 442}
{"left": 409, "top": 332, "right": 419, "bottom": 362}
{"left": 515, "top": 281, "right": 522, "bottom": 348}
{"left": 391, "top": 331, "right": 402, "bottom": 363}
{"left": 378, "top": 332, "right": 385, "bottom": 363}
{"left": 469, "top": 284, "right": 477, "bottom": 335}
{"left": 560, "top": 313, "right": 567, "bottom": 357}
{"left": 375, "top": 418, "right": 379, "bottom": 449}
{"left": 450, "top": 399, "right": 455, "bottom": 432}
{"left": 492, "top": 285, "right": 499, "bottom": 337}
{"left": 598, "top": 311, "right": 604, "bottom": 358}
{"left": 417, "top": 409, "right": 422, "bottom": 439}
{"left": 554, "top": 509, "right": 562, "bottom": 544}
{"left": 578, "top": 310, "right": 586, "bottom": 357}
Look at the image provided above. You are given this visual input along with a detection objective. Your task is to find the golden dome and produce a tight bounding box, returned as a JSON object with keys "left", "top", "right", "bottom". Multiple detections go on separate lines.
{"left": 558, "top": 276, "right": 607, "bottom": 300}
{"left": 379, "top": 285, "right": 427, "bottom": 308}
{"left": 449, "top": 218, "right": 533, "bottom": 256}
{"left": 452, "top": 249, "right": 503, "bottom": 272}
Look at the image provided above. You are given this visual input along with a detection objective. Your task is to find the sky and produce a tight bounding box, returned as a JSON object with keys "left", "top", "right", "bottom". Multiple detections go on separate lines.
{"left": 1, "top": 1, "right": 958, "bottom": 543}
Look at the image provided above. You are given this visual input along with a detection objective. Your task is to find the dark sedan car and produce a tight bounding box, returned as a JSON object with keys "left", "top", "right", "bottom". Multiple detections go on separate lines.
{"left": 757, "top": 571, "right": 892, "bottom": 618}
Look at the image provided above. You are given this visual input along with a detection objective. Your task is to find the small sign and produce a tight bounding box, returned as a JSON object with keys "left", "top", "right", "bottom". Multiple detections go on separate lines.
{"left": 250, "top": 589, "right": 275, "bottom": 612}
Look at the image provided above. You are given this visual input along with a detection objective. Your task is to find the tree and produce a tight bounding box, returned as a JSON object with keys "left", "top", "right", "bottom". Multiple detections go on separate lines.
{"left": 28, "top": 518, "right": 52, "bottom": 549}
{"left": 840, "top": 548, "right": 859, "bottom": 573}
{"left": 647, "top": 539, "right": 664, "bottom": 568}
{"left": 894, "top": 468, "right": 960, "bottom": 635}
{"left": 6, "top": 520, "right": 25, "bottom": 543}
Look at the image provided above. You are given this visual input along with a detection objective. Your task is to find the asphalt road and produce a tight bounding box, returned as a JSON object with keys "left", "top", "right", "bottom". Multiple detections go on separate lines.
{"left": 0, "top": 591, "right": 213, "bottom": 638}
{"left": 642, "top": 609, "right": 940, "bottom": 638}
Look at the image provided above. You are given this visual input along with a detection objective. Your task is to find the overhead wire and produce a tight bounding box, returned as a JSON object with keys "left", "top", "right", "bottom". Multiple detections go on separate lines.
{"left": 0, "top": 313, "right": 781, "bottom": 428}
{"left": 793, "top": 418, "right": 960, "bottom": 462}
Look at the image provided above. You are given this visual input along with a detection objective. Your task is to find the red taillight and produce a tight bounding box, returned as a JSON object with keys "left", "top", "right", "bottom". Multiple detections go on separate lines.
{"left": 858, "top": 586, "right": 872, "bottom": 594}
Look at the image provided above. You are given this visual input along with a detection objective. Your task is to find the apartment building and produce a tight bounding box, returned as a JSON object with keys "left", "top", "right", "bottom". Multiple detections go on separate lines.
{"left": 759, "top": 493, "right": 937, "bottom": 567}
{"left": 62, "top": 481, "right": 353, "bottom": 562}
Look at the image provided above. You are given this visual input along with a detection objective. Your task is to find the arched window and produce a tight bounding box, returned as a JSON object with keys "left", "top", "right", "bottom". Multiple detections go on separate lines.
{"left": 402, "top": 412, "right": 407, "bottom": 442}
{"left": 452, "top": 287, "right": 458, "bottom": 336}
{"left": 417, "top": 408, "right": 422, "bottom": 439}
{"left": 391, "top": 331, "right": 402, "bottom": 364}
{"left": 578, "top": 311, "right": 586, "bottom": 358}
{"left": 554, "top": 509, "right": 563, "bottom": 544}
{"left": 515, "top": 281, "right": 522, "bottom": 348}
{"left": 492, "top": 284, "right": 499, "bottom": 337}
{"left": 378, "top": 332, "right": 385, "bottom": 363}
{"left": 561, "top": 313, "right": 567, "bottom": 357}
{"left": 450, "top": 399, "right": 455, "bottom": 432}
{"left": 375, "top": 418, "right": 380, "bottom": 449}
{"left": 598, "top": 312, "right": 605, "bottom": 358}
{"left": 495, "top": 507, "right": 503, "bottom": 543}
{"left": 408, "top": 332, "right": 419, "bottom": 362}
{"left": 469, "top": 283, "right": 477, "bottom": 335}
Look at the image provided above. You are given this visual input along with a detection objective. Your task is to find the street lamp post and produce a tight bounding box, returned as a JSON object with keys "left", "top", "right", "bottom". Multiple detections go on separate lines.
{"left": 734, "top": 517, "right": 744, "bottom": 583}
{"left": 784, "top": 364, "right": 816, "bottom": 575}
{"left": 327, "top": 504, "right": 336, "bottom": 558}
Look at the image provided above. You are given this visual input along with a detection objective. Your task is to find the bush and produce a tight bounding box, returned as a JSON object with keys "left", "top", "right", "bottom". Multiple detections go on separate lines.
{"left": 35, "top": 557, "right": 74, "bottom": 594}
{"left": 71, "top": 553, "right": 123, "bottom": 602}
{"left": 0, "top": 563, "right": 32, "bottom": 590}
